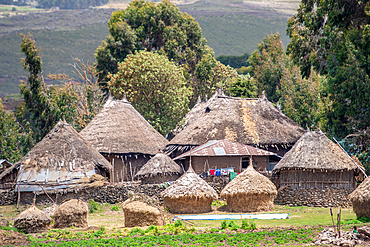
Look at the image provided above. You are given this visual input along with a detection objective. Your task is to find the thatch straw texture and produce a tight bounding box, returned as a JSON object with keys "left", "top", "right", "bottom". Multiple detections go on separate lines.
{"left": 135, "top": 153, "right": 183, "bottom": 183}
{"left": 80, "top": 97, "right": 168, "bottom": 155}
{"left": 168, "top": 92, "right": 305, "bottom": 148}
{"left": 14, "top": 120, "right": 112, "bottom": 190}
{"left": 273, "top": 131, "right": 359, "bottom": 172}
{"left": 14, "top": 205, "right": 52, "bottom": 233}
{"left": 349, "top": 177, "right": 370, "bottom": 219}
{"left": 53, "top": 199, "right": 89, "bottom": 228}
{"left": 161, "top": 166, "right": 218, "bottom": 213}
{"left": 121, "top": 200, "right": 164, "bottom": 227}
{"left": 221, "top": 165, "right": 277, "bottom": 212}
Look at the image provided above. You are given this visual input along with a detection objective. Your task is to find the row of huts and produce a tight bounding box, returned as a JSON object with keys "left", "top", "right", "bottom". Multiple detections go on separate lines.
{"left": 0, "top": 90, "right": 367, "bottom": 208}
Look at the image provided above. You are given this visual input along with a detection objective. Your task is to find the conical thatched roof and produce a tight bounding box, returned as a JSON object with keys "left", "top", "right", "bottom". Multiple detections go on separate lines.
{"left": 273, "top": 131, "right": 359, "bottom": 172}
{"left": 161, "top": 166, "right": 218, "bottom": 200}
{"left": 80, "top": 96, "right": 168, "bottom": 155}
{"left": 221, "top": 165, "right": 277, "bottom": 198}
{"left": 135, "top": 153, "right": 183, "bottom": 178}
{"left": 168, "top": 91, "right": 305, "bottom": 150}
{"left": 15, "top": 120, "right": 112, "bottom": 191}
{"left": 349, "top": 176, "right": 370, "bottom": 203}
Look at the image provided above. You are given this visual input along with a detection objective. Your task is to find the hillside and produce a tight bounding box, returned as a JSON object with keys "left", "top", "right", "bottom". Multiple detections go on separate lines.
{"left": 0, "top": 0, "right": 300, "bottom": 97}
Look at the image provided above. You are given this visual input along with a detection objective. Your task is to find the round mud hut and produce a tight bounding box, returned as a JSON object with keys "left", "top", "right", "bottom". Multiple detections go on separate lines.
{"left": 272, "top": 131, "right": 364, "bottom": 190}
{"left": 161, "top": 166, "right": 218, "bottom": 214}
{"left": 135, "top": 153, "right": 183, "bottom": 184}
{"left": 349, "top": 176, "right": 370, "bottom": 220}
{"left": 80, "top": 96, "right": 169, "bottom": 182}
{"left": 220, "top": 165, "right": 277, "bottom": 212}
{"left": 54, "top": 199, "right": 89, "bottom": 228}
{"left": 122, "top": 200, "right": 164, "bottom": 227}
{"left": 14, "top": 205, "right": 53, "bottom": 233}
{"left": 165, "top": 90, "right": 305, "bottom": 157}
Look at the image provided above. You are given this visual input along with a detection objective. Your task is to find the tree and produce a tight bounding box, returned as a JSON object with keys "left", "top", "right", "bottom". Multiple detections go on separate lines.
{"left": 37, "top": 0, "right": 109, "bottom": 9}
{"left": 108, "top": 50, "right": 192, "bottom": 135}
{"left": 286, "top": 0, "right": 370, "bottom": 138}
{"left": 95, "top": 0, "right": 218, "bottom": 103}
{"left": 216, "top": 53, "right": 250, "bottom": 69}
{"left": 229, "top": 74, "right": 258, "bottom": 98}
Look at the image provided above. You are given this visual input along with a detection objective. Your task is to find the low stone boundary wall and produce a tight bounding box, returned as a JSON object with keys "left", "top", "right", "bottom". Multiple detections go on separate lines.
{"left": 274, "top": 186, "right": 353, "bottom": 208}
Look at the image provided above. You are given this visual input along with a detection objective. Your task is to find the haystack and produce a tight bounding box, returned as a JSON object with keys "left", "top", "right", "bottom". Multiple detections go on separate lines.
{"left": 221, "top": 165, "right": 277, "bottom": 212}
{"left": 166, "top": 91, "right": 305, "bottom": 157}
{"left": 349, "top": 176, "right": 370, "bottom": 220}
{"left": 80, "top": 96, "right": 169, "bottom": 182}
{"left": 135, "top": 153, "right": 183, "bottom": 184}
{"left": 272, "top": 131, "right": 363, "bottom": 190}
{"left": 121, "top": 200, "right": 164, "bottom": 227}
{"left": 13, "top": 120, "right": 112, "bottom": 192}
{"left": 53, "top": 199, "right": 89, "bottom": 228}
{"left": 14, "top": 205, "right": 52, "bottom": 233}
{"left": 161, "top": 166, "right": 218, "bottom": 214}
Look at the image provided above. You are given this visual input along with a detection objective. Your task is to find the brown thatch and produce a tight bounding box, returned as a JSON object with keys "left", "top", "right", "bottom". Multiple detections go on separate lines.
{"left": 14, "top": 120, "right": 112, "bottom": 191}
{"left": 14, "top": 205, "right": 53, "bottom": 233}
{"left": 167, "top": 91, "right": 305, "bottom": 152}
{"left": 53, "top": 199, "right": 89, "bottom": 228}
{"left": 161, "top": 166, "right": 218, "bottom": 214}
{"left": 220, "top": 165, "right": 277, "bottom": 212}
{"left": 349, "top": 177, "right": 370, "bottom": 220}
{"left": 273, "top": 131, "right": 359, "bottom": 172}
{"left": 121, "top": 200, "right": 164, "bottom": 227}
{"left": 135, "top": 153, "right": 183, "bottom": 183}
{"left": 0, "top": 229, "right": 28, "bottom": 246}
{"left": 80, "top": 96, "right": 168, "bottom": 155}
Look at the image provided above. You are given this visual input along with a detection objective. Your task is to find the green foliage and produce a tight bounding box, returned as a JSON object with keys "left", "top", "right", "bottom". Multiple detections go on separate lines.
{"left": 37, "top": 0, "right": 109, "bottom": 9}
{"left": 229, "top": 74, "right": 258, "bottom": 98}
{"left": 88, "top": 199, "right": 99, "bottom": 213}
{"left": 111, "top": 205, "right": 120, "bottom": 212}
{"left": 221, "top": 220, "right": 228, "bottom": 229}
{"left": 216, "top": 53, "right": 249, "bottom": 69}
{"left": 0, "top": 226, "right": 20, "bottom": 232}
{"left": 108, "top": 50, "right": 192, "bottom": 135}
{"left": 211, "top": 200, "right": 226, "bottom": 207}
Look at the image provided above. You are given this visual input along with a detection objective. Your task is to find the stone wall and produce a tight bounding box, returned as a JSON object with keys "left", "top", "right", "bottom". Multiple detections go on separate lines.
{"left": 274, "top": 186, "right": 353, "bottom": 208}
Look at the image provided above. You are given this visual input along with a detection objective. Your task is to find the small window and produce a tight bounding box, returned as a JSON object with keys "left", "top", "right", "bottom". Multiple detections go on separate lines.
{"left": 242, "top": 157, "right": 250, "bottom": 168}
{"left": 205, "top": 107, "right": 211, "bottom": 113}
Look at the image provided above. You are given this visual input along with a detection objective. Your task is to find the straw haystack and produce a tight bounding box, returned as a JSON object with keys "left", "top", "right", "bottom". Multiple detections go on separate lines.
{"left": 122, "top": 200, "right": 164, "bottom": 227}
{"left": 161, "top": 166, "right": 218, "bottom": 214}
{"left": 12, "top": 120, "right": 112, "bottom": 192}
{"left": 54, "top": 199, "right": 89, "bottom": 228}
{"left": 272, "top": 131, "right": 362, "bottom": 190}
{"left": 14, "top": 205, "right": 53, "bottom": 233}
{"left": 166, "top": 91, "right": 305, "bottom": 157}
{"left": 221, "top": 165, "right": 277, "bottom": 212}
{"left": 349, "top": 177, "right": 370, "bottom": 220}
{"left": 135, "top": 153, "right": 183, "bottom": 184}
{"left": 80, "top": 96, "right": 169, "bottom": 182}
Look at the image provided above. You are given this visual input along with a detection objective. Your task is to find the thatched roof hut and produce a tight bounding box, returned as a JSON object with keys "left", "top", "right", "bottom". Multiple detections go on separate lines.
{"left": 166, "top": 91, "right": 305, "bottom": 157}
{"left": 135, "top": 153, "right": 183, "bottom": 184}
{"left": 14, "top": 205, "right": 53, "bottom": 233}
{"left": 220, "top": 165, "right": 277, "bottom": 212}
{"left": 349, "top": 177, "right": 370, "bottom": 220}
{"left": 80, "top": 96, "right": 169, "bottom": 182}
{"left": 14, "top": 120, "right": 112, "bottom": 192}
{"left": 272, "top": 131, "right": 362, "bottom": 190}
{"left": 161, "top": 166, "right": 218, "bottom": 214}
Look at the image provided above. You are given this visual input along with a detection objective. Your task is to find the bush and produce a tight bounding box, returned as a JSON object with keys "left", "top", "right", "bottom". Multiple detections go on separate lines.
{"left": 221, "top": 220, "right": 228, "bottom": 229}
{"left": 88, "top": 199, "right": 99, "bottom": 213}
{"left": 111, "top": 205, "right": 120, "bottom": 211}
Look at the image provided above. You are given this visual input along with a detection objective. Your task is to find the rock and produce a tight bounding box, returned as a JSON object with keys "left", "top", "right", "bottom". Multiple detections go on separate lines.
{"left": 358, "top": 227, "right": 370, "bottom": 237}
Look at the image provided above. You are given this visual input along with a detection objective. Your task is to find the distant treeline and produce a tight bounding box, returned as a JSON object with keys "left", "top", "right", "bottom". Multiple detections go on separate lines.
{"left": 216, "top": 53, "right": 249, "bottom": 69}
{"left": 0, "top": 0, "right": 27, "bottom": 5}
{"left": 37, "top": 0, "right": 109, "bottom": 9}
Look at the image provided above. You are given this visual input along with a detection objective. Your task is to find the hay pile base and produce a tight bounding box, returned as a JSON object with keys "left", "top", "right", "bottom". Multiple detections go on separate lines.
{"left": 349, "top": 177, "right": 370, "bottom": 220}
{"left": 163, "top": 197, "right": 214, "bottom": 214}
{"left": 224, "top": 194, "right": 275, "bottom": 212}
{"left": 0, "top": 229, "right": 28, "bottom": 246}
{"left": 14, "top": 205, "right": 52, "bottom": 233}
{"left": 122, "top": 200, "right": 164, "bottom": 227}
{"left": 54, "top": 199, "right": 89, "bottom": 228}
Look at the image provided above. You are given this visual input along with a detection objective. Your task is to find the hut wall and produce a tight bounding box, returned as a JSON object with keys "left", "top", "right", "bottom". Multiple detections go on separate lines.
{"left": 140, "top": 174, "right": 181, "bottom": 184}
{"left": 278, "top": 170, "right": 356, "bottom": 190}
{"left": 0, "top": 170, "right": 18, "bottom": 190}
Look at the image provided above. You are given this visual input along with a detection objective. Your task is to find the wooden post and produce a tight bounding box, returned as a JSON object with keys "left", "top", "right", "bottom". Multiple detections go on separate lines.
{"left": 239, "top": 157, "right": 242, "bottom": 172}
{"left": 112, "top": 158, "right": 115, "bottom": 184}
{"left": 129, "top": 162, "right": 133, "bottom": 182}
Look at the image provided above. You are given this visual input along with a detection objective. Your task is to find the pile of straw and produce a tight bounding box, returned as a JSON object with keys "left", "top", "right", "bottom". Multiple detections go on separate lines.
{"left": 221, "top": 165, "right": 277, "bottom": 212}
{"left": 14, "top": 205, "right": 52, "bottom": 233}
{"left": 161, "top": 166, "right": 218, "bottom": 213}
{"left": 349, "top": 177, "right": 370, "bottom": 220}
{"left": 54, "top": 199, "right": 89, "bottom": 228}
{"left": 121, "top": 200, "right": 164, "bottom": 227}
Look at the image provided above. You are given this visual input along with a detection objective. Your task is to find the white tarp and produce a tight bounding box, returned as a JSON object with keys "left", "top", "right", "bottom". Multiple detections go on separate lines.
{"left": 173, "top": 213, "right": 289, "bottom": 221}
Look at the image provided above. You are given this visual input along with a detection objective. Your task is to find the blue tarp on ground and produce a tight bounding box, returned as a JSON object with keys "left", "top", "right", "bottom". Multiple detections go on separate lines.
{"left": 173, "top": 213, "right": 289, "bottom": 221}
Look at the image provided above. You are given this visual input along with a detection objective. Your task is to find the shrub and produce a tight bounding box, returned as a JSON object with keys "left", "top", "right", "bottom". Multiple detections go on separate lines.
{"left": 88, "top": 199, "right": 99, "bottom": 213}
{"left": 111, "top": 205, "right": 120, "bottom": 211}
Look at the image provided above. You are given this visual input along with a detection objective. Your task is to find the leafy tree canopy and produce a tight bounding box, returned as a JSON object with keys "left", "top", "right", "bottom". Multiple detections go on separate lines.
{"left": 216, "top": 53, "right": 249, "bottom": 69}
{"left": 108, "top": 50, "right": 192, "bottom": 136}
{"left": 229, "top": 74, "right": 258, "bottom": 98}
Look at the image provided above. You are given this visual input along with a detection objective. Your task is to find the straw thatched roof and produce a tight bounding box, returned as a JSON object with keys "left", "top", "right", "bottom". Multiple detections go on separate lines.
{"left": 167, "top": 91, "right": 305, "bottom": 151}
{"left": 221, "top": 165, "right": 277, "bottom": 198}
{"left": 14, "top": 120, "right": 112, "bottom": 191}
{"left": 273, "top": 131, "right": 359, "bottom": 172}
{"left": 80, "top": 96, "right": 168, "bottom": 155}
{"left": 135, "top": 153, "right": 183, "bottom": 178}
{"left": 161, "top": 166, "right": 218, "bottom": 200}
{"left": 349, "top": 176, "right": 370, "bottom": 203}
